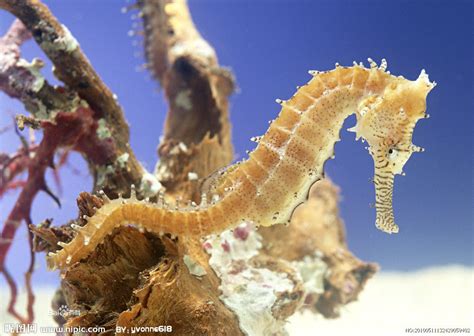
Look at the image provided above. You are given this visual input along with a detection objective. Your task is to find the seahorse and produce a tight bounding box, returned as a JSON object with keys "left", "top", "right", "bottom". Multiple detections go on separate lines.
{"left": 47, "top": 60, "right": 435, "bottom": 270}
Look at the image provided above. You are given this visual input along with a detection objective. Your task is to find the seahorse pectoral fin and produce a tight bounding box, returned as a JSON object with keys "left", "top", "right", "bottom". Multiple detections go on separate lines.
{"left": 373, "top": 171, "right": 399, "bottom": 234}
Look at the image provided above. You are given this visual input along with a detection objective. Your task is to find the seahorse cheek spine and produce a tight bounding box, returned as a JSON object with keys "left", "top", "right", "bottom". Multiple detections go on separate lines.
{"left": 47, "top": 61, "right": 435, "bottom": 270}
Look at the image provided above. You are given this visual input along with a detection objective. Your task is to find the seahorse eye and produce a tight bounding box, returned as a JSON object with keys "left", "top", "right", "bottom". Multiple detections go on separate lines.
{"left": 388, "top": 147, "right": 399, "bottom": 160}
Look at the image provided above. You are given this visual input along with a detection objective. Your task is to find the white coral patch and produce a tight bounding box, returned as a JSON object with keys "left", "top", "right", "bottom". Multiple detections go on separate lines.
{"left": 15, "top": 58, "right": 45, "bottom": 92}
{"left": 140, "top": 172, "right": 163, "bottom": 198}
{"left": 291, "top": 253, "right": 327, "bottom": 295}
{"left": 205, "top": 223, "right": 295, "bottom": 336}
{"left": 170, "top": 39, "right": 216, "bottom": 61}
{"left": 116, "top": 153, "right": 129, "bottom": 168}
{"left": 56, "top": 25, "right": 79, "bottom": 52}
{"left": 96, "top": 118, "right": 112, "bottom": 139}
{"left": 38, "top": 23, "right": 79, "bottom": 53}
{"left": 51, "top": 25, "right": 78, "bottom": 52}
{"left": 175, "top": 89, "right": 192, "bottom": 111}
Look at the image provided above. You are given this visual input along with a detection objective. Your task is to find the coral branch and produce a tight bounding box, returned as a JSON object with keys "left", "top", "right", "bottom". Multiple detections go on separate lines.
{"left": 2, "top": 266, "right": 27, "bottom": 322}
{"left": 0, "top": 104, "right": 130, "bottom": 322}
{"left": 25, "top": 220, "right": 36, "bottom": 323}
{"left": 0, "top": 106, "right": 123, "bottom": 262}
{"left": 0, "top": 1, "right": 125, "bottom": 127}
{"left": 0, "top": 144, "right": 36, "bottom": 198}
{"left": 138, "top": 0, "right": 235, "bottom": 196}
{"left": 0, "top": 1, "right": 144, "bottom": 191}
{"left": 0, "top": 18, "right": 32, "bottom": 97}
{"left": 0, "top": 19, "right": 76, "bottom": 120}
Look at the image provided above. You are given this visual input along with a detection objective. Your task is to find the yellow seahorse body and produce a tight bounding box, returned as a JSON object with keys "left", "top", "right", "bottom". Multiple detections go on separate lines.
{"left": 47, "top": 60, "right": 435, "bottom": 270}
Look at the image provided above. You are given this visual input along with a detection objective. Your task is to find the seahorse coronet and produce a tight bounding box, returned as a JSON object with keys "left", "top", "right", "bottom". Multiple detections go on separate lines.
{"left": 47, "top": 60, "right": 435, "bottom": 270}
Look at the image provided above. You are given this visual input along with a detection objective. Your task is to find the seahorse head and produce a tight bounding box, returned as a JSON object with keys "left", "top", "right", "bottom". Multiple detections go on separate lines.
{"left": 350, "top": 69, "right": 436, "bottom": 233}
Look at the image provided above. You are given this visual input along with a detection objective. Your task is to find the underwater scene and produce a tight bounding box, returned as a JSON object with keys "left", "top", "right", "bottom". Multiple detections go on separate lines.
{"left": 0, "top": 0, "right": 472, "bottom": 335}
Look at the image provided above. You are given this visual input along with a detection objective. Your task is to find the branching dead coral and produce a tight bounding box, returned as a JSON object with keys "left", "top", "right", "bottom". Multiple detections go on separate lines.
{"left": 0, "top": 0, "right": 144, "bottom": 193}
{"left": 0, "top": 8, "right": 143, "bottom": 323}
{"left": 138, "top": 0, "right": 235, "bottom": 197}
